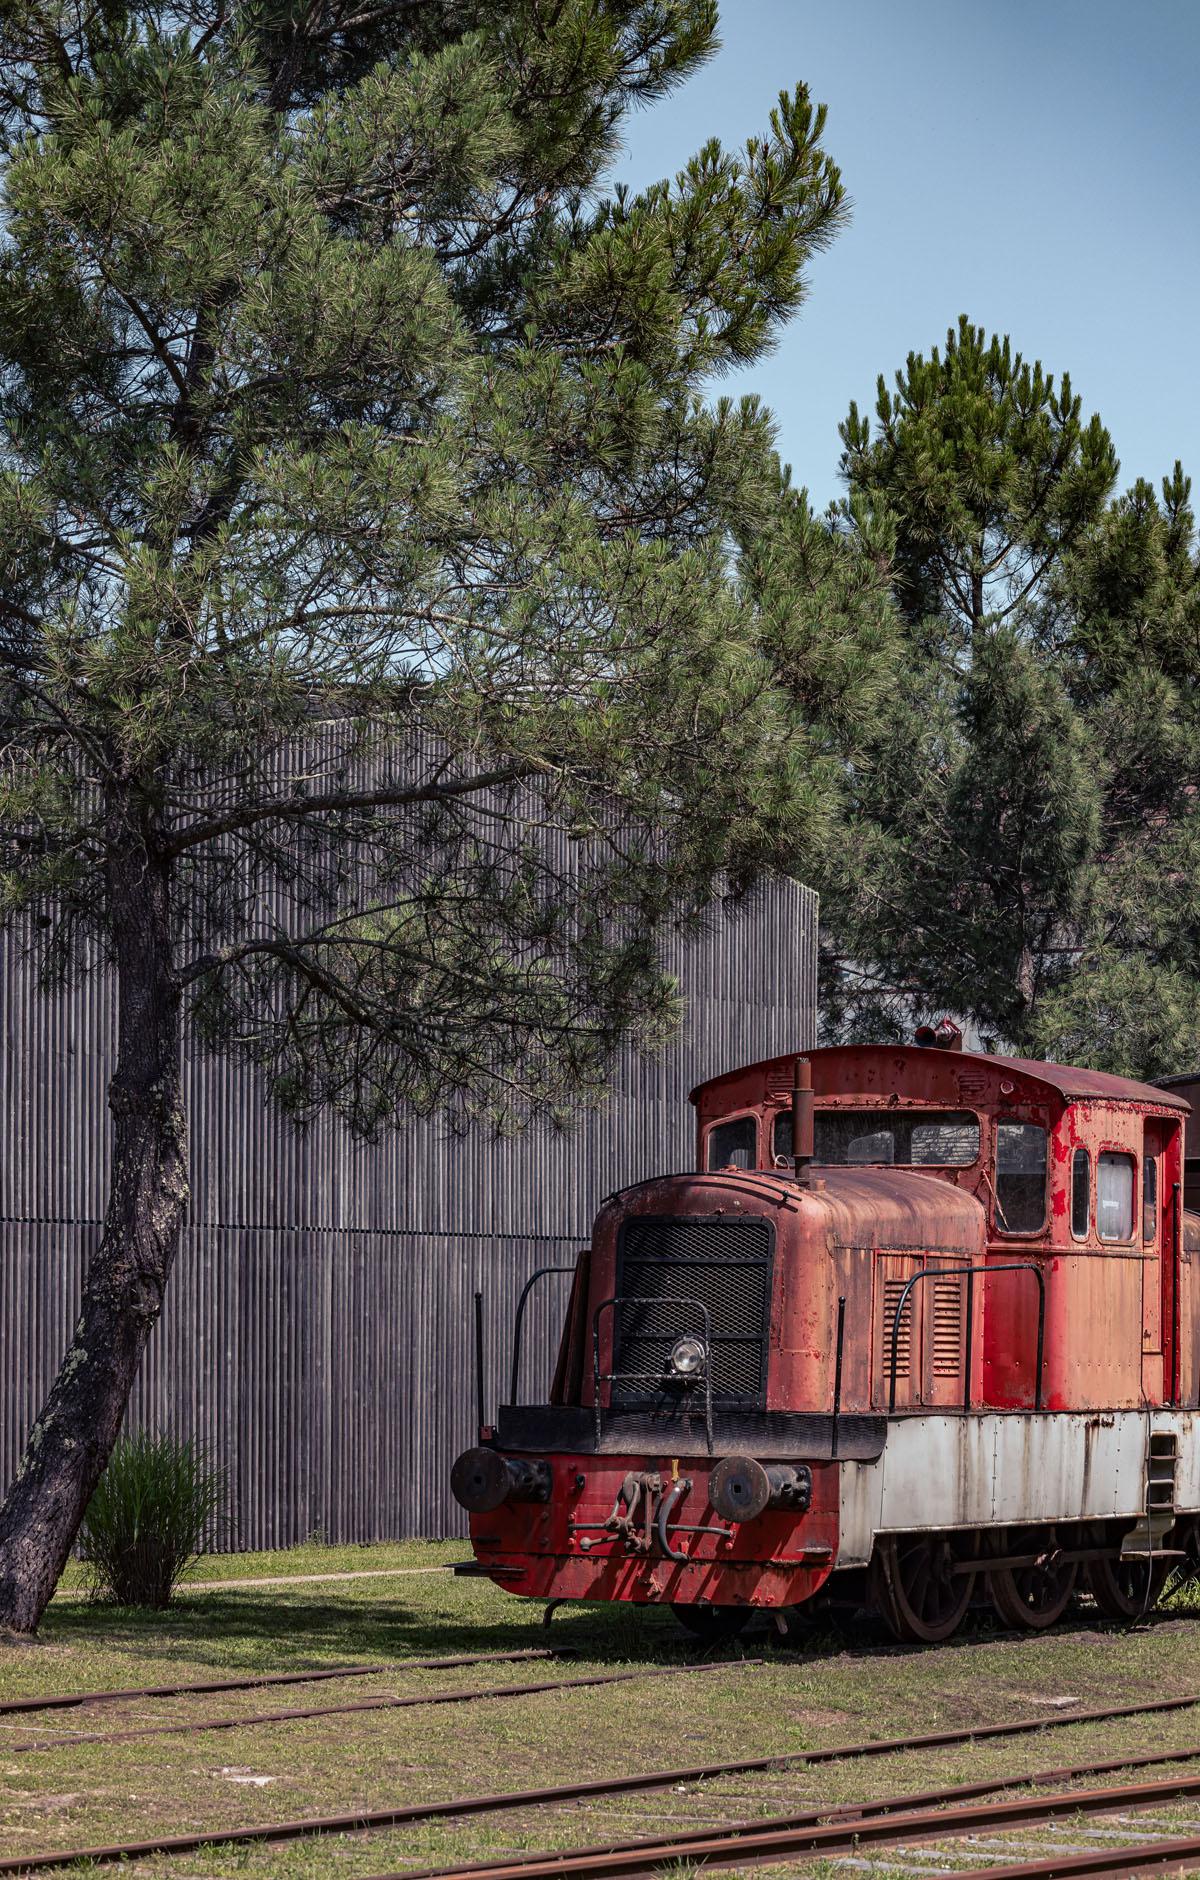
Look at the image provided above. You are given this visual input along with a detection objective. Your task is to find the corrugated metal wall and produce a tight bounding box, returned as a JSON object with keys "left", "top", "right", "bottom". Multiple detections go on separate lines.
{"left": 0, "top": 878, "right": 816, "bottom": 1544}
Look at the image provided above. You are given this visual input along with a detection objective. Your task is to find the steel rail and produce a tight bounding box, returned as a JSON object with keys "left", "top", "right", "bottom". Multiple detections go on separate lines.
{"left": 7, "top": 1686, "right": 1200, "bottom": 1877}
{"left": 2, "top": 1658, "right": 756, "bottom": 1757}
{"left": 368, "top": 1764, "right": 1200, "bottom": 1880}
{"left": 0, "top": 1649, "right": 562, "bottom": 1719}
{"left": 952, "top": 1834, "right": 1200, "bottom": 1880}
{"left": 0, "top": 1662, "right": 386, "bottom": 1717}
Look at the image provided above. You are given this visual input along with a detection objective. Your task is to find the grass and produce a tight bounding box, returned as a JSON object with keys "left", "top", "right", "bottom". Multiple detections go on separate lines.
{"left": 6, "top": 1547, "right": 1200, "bottom": 1876}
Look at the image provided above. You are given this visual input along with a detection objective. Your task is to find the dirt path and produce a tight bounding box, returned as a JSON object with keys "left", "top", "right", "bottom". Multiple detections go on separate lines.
{"left": 52, "top": 1564, "right": 454, "bottom": 1599}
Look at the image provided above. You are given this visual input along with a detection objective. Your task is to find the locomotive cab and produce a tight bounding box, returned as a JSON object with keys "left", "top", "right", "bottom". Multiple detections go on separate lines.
{"left": 452, "top": 1041, "right": 1198, "bottom": 1641}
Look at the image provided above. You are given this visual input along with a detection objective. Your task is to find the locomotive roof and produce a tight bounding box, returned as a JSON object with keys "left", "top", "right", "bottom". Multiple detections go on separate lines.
{"left": 601, "top": 1164, "right": 988, "bottom": 1246}
{"left": 690, "top": 1043, "right": 1190, "bottom": 1112}
{"left": 983, "top": 1053, "right": 1189, "bottom": 1106}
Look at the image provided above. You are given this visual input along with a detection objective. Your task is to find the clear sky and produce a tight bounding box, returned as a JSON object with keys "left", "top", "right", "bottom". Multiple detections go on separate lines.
{"left": 617, "top": 0, "right": 1199, "bottom": 511}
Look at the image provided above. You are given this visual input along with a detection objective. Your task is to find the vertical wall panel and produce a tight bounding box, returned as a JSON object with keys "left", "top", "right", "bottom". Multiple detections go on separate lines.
{"left": 0, "top": 878, "right": 816, "bottom": 1543}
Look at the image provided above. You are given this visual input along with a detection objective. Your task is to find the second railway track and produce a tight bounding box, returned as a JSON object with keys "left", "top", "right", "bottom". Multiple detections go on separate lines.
{"left": 9, "top": 1684, "right": 1200, "bottom": 1876}
{"left": 0, "top": 1647, "right": 563, "bottom": 1718}
{"left": 1, "top": 1656, "right": 757, "bottom": 1756}
{"left": 371, "top": 1760, "right": 1200, "bottom": 1880}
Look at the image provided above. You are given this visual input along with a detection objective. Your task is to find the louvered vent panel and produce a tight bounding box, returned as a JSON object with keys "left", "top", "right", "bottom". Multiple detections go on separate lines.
{"left": 614, "top": 1217, "right": 773, "bottom": 1403}
{"left": 882, "top": 1278, "right": 913, "bottom": 1377}
{"left": 932, "top": 1277, "right": 964, "bottom": 1377}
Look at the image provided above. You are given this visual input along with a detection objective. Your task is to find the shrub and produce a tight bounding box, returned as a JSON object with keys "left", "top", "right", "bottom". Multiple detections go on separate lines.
{"left": 80, "top": 1432, "right": 225, "bottom": 1608}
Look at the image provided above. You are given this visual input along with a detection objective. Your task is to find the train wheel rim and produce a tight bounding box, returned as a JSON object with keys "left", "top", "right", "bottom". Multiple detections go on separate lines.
{"left": 1085, "top": 1545, "right": 1169, "bottom": 1622}
{"left": 986, "top": 1526, "right": 1077, "bottom": 1631}
{"left": 876, "top": 1533, "right": 976, "bottom": 1643}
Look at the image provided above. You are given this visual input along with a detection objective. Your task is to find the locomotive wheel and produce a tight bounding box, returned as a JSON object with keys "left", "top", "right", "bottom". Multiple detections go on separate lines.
{"left": 986, "top": 1526, "right": 1077, "bottom": 1631}
{"left": 872, "top": 1532, "right": 977, "bottom": 1644}
{"left": 1085, "top": 1542, "right": 1170, "bottom": 1621}
{"left": 671, "top": 1601, "right": 752, "bottom": 1644}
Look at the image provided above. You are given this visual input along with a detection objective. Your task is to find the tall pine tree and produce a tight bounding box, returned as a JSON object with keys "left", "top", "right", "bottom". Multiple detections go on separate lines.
{"left": 823, "top": 319, "right": 1117, "bottom": 1049}
{"left": 1031, "top": 467, "right": 1200, "bottom": 1073}
{"left": 0, "top": 1, "right": 879, "bottom": 1630}
{"left": 825, "top": 317, "right": 1200, "bottom": 1076}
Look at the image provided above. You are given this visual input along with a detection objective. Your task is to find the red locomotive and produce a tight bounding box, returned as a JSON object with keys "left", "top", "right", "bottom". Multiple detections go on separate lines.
{"left": 452, "top": 1031, "right": 1198, "bottom": 1640}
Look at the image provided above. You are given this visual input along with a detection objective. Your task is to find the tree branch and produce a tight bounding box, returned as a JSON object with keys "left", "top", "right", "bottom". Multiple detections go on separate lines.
{"left": 164, "top": 760, "right": 542, "bottom": 857}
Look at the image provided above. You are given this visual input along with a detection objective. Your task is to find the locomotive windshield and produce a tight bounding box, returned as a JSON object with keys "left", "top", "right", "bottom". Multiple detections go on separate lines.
{"left": 994, "top": 1120, "right": 1048, "bottom": 1232}
{"left": 773, "top": 1107, "right": 979, "bottom": 1167}
{"left": 707, "top": 1115, "right": 757, "bottom": 1169}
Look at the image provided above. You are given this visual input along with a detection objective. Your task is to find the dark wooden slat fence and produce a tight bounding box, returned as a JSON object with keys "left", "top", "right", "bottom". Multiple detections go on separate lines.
{"left": 0, "top": 878, "right": 815, "bottom": 1544}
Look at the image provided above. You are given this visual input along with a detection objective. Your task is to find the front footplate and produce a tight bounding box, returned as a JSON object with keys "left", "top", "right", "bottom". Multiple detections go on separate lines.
{"left": 460, "top": 1451, "right": 840, "bottom": 1609}
{"left": 568, "top": 1469, "right": 735, "bottom": 1564}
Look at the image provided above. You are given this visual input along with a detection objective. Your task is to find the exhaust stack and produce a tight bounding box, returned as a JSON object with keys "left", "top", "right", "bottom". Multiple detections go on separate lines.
{"left": 791, "top": 1056, "right": 814, "bottom": 1182}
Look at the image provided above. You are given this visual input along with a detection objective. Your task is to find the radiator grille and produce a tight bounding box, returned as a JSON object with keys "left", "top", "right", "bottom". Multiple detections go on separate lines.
{"left": 613, "top": 1216, "right": 774, "bottom": 1403}
{"left": 882, "top": 1277, "right": 913, "bottom": 1379}
{"left": 932, "top": 1277, "right": 964, "bottom": 1377}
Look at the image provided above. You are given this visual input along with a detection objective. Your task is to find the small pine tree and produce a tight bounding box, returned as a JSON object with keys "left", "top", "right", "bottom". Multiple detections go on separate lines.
{"left": 840, "top": 315, "right": 1117, "bottom": 647}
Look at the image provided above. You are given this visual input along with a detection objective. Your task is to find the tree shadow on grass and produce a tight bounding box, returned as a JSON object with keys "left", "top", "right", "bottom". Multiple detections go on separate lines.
{"left": 41, "top": 1570, "right": 1200, "bottom": 1684}
{"left": 37, "top": 1584, "right": 695, "bottom": 1678}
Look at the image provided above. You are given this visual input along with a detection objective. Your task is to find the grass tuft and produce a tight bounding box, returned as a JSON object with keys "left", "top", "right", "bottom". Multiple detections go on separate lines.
{"left": 79, "top": 1431, "right": 226, "bottom": 1609}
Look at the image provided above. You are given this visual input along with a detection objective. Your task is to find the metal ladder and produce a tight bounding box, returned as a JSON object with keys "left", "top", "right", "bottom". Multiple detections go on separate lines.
{"left": 1122, "top": 1428, "right": 1178, "bottom": 1556}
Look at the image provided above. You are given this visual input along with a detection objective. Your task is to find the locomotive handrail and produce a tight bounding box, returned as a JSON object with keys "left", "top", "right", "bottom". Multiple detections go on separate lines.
{"left": 592, "top": 1295, "right": 715, "bottom": 1454}
{"left": 508, "top": 1264, "right": 579, "bottom": 1407}
{"left": 831, "top": 1294, "right": 847, "bottom": 1457}
{"left": 888, "top": 1261, "right": 1046, "bottom": 1417}
{"left": 1172, "top": 1180, "right": 1183, "bottom": 1408}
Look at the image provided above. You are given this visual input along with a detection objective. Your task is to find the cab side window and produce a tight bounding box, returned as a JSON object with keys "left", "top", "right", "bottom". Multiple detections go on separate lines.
{"left": 995, "top": 1121, "right": 1047, "bottom": 1234}
{"left": 1143, "top": 1150, "right": 1158, "bottom": 1243}
{"left": 1071, "top": 1147, "right": 1090, "bottom": 1238}
{"left": 707, "top": 1116, "right": 756, "bottom": 1170}
{"left": 1098, "top": 1151, "right": 1135, "bottom": 1241}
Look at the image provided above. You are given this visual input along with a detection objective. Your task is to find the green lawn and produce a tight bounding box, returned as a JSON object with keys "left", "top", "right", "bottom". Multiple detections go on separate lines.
{"left": 5, "top": 1546, "right": 1200, "bottom": 1878}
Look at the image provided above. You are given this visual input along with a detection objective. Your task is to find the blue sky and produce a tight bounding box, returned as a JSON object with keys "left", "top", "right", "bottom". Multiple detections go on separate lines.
{"left": 617, "top": 0, "right": 1199, "bottom": 511}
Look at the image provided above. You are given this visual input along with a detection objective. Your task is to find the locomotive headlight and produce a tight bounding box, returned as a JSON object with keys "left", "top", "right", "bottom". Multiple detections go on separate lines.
{"left": 668, "top": 1334, "right": 708, "bottom": 1379}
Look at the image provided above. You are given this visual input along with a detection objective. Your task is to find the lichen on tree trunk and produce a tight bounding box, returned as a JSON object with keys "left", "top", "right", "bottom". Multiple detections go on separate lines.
{"left": 0, "top": 812, "right": 188, "bottom": 1633}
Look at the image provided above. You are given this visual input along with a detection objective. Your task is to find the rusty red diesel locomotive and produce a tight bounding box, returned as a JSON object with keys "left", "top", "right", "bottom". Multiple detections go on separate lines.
{"left": 452, "top": 1031, "right": 1200, "bottom": 1640}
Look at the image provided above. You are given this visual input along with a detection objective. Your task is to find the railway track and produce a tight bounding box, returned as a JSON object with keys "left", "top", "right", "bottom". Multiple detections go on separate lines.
{"left": 7, "top": 1684, "right": 1200, "bottom": 1876}
{"left": 0, "top": 1647, "right": 560, "bottom": 1718}
{"left": 1, "top": 1656, "right": 757, "bottom": 1755}
{"left": 366, "top": 1761, "right": 1200, "bottom": 1880}
{"left": 954, "top": 1839, "right": 1200, "bottom": 1880}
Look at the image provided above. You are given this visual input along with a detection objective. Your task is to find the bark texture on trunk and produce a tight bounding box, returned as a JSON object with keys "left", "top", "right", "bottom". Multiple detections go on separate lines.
{"left": 0, "top": 811, "right": 188, "bottom": 1632}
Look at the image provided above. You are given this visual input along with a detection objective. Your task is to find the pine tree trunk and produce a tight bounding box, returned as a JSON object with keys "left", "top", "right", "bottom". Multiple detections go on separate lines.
{"left": 971, "top": 566, "right": 985, "bottom": 635}
{"left": 0, "top": 810, "right": 188, "bottom": 1633}
{"left": 1016, "top": 938, "right": 1037, "bottom": 1022}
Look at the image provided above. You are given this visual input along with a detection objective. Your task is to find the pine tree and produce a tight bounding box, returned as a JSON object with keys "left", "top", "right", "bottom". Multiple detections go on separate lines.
{"left": 0, "top": 1, "right": 864, "bottom": 1630}
{"left": 840, "top": 315, "right": 1117, "bottom": 648}
{"left": 826, "top": 319, "right": 1200, "bottom": 1075}
{"left": 824, "top": 319, "right": 1118, "bottom": 1048}
{"left": 1030, "top": 467, "right": 1200, "bottom": 1075}
{"left": 822, "top": 627, "right": 1101, "bottom": 1049}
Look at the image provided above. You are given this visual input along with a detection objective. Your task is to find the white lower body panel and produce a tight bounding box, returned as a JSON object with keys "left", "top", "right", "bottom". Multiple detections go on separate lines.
{"left": 837, "top": 1409, "right": 1198, "bottom": 1567}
